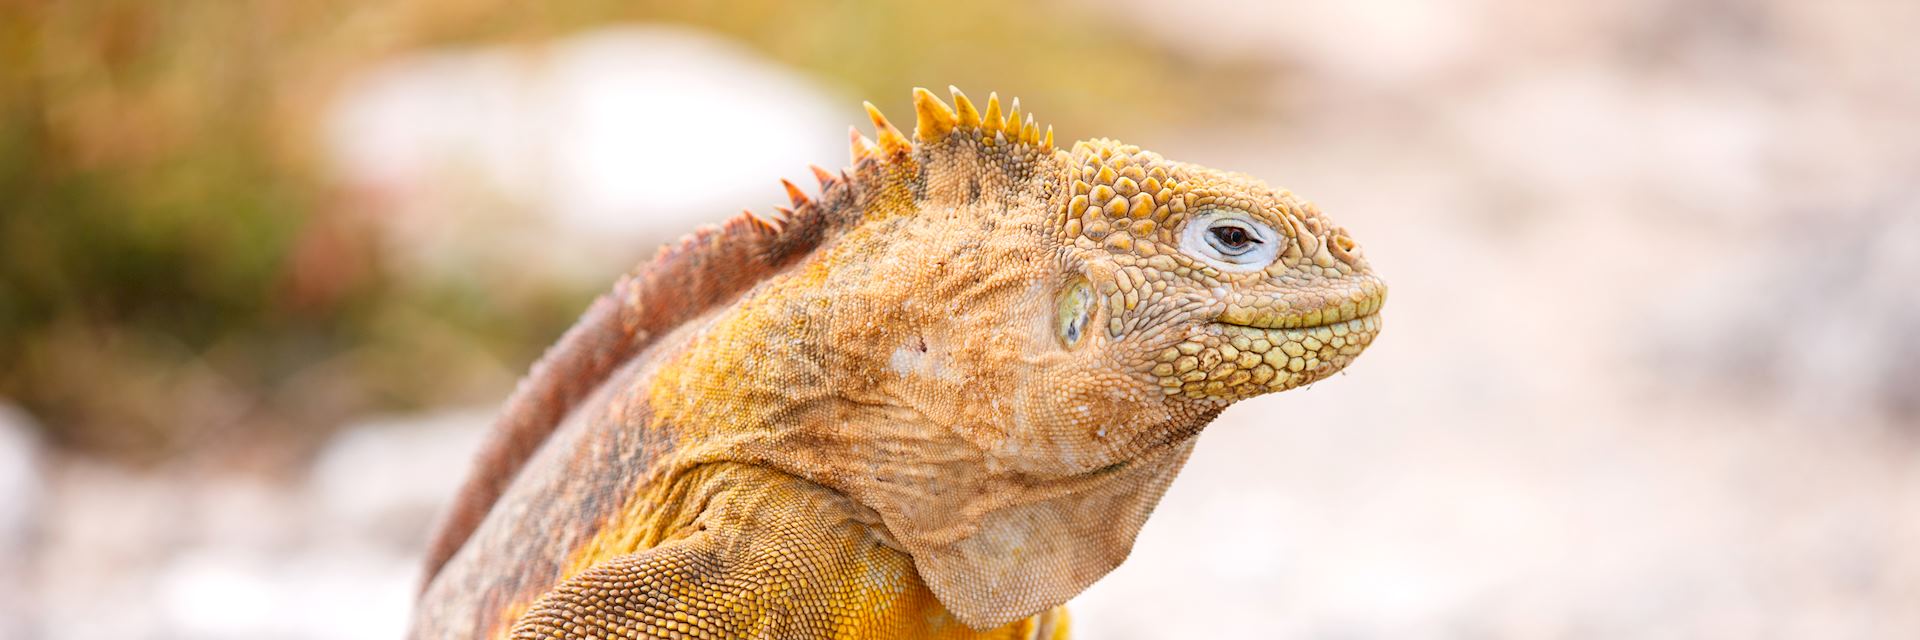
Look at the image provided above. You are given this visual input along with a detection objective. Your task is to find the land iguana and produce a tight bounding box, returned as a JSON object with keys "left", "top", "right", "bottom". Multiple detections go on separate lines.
{"left": 411, "top": 87, "right": 1386, "bottom": 639}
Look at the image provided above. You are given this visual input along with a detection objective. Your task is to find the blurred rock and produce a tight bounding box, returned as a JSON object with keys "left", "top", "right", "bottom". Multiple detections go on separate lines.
{"left": 25, "top": 408, "right": 486, "bottom": 639}
{"left": 0, "top": 403, "right": 41, "bottom": 545}
{"left": 308, "top": 408, "right": 491, "bottom": 549}
{"left": 154, "top": 545, "right": 416, "bottom": 640}
{"left": 1658, "top": 203, "right": 1920, "bottom": 427}
{"left": 325, "top": 25, "right": 847, "bottom": 285}
{"left": 0, "top": 403, "right": 43, "bottom": 640}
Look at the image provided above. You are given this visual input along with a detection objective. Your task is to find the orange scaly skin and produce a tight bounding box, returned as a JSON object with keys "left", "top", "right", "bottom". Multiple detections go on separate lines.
{"left": 410, "top": 88, "right": 1385, "bottom": 639}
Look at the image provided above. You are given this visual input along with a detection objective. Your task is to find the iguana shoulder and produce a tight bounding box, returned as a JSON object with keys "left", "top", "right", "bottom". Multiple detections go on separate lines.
{"left": 417, "top": 150, "right": 880, "bottom": 581}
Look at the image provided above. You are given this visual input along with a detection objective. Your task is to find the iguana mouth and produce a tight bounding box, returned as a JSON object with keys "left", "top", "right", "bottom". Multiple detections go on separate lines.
{"left": 1213, "top": 272, "right": 1382, "bottom": 328}
{"left": 1212, "top": 311, "right": 1379, "bottom": 333}
{"left": 1211, "top": 285, "right": 1386, "bottom": 330}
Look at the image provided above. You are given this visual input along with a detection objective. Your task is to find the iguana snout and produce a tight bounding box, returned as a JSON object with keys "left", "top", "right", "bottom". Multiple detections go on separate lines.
{"left": 1054, "top": 138, "right": 1387, "bottom": 403}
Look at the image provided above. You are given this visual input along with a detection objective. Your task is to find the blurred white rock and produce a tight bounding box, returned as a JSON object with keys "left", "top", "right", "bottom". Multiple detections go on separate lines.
{"left": 0, "top": 403, "right": 42, "bottom": 640}
{"left": 325, "top": 25, "right": 847, "bottom": 282}
{"left": 0, "top": 403, "right": 40, "bottom": 547}
{"left": 1107, "top": 0, "right": 1483, "bottom": 91}
{"left": 155, "top": 546, "right": 417, "bottom": 640}
{"left": 308, "top": 408, "right": 491, "bottom": 549}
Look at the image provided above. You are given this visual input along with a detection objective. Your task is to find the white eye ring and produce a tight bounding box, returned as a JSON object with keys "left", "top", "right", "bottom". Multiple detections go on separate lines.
{"left": 1179, "top": 209, "right": 1281, "bottom": 272}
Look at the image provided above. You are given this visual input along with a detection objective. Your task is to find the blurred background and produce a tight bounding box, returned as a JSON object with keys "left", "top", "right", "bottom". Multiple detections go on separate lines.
{"left": 3, "top": 0, "right": 1917, "bottom": 637}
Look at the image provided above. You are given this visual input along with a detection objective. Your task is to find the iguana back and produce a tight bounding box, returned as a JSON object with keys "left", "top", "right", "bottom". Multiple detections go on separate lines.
{"left": 418, "top": 181, "right": 852, "bottom": 590}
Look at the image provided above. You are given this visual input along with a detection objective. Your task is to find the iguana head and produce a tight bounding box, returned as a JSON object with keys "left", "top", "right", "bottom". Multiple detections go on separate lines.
{"left": 829, "top": 88, "right": 1386, "bottom": 467}
{"left": 655, "top": 87, "right": 1385, "bottom": 628}
{"left": 1053, "top": 139, "right": 1385, "bottom": 398}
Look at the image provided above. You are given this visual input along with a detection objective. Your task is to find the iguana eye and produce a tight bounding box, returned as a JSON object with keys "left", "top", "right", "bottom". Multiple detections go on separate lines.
{"left": 1180, "top": 209, "right": 1281, "bottom": 271}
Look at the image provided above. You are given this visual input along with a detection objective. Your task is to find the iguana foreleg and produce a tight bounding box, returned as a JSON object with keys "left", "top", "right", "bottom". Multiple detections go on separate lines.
{"left": 509, "top": 463, "right": 1067, "bottom": 639}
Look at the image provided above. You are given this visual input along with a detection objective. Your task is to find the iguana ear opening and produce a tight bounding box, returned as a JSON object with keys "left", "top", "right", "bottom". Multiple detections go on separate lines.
{"left": 899, "top": 440, "right": 1198, "bottom": 631}
{"left": 1054, "top": 276, "right": 1094, "bottom": 349}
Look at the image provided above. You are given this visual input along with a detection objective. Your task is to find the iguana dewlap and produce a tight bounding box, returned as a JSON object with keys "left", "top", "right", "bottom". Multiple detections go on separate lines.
{"left": 411, "top": 87, "right": 1386, "bottom": 639}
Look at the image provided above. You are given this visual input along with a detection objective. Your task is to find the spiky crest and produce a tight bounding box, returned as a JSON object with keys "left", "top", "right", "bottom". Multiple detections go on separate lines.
{"left": 911, "top": 88, "right": 957, "bottom": 141}
{"left": 863, "top": 101, "right": 912, "bottom": 156}
{"left": 848, "top": 127, "right": 876, "bottom": 164}
{"left": 779, "top": 178, "right": 810, "bottom": 207}
{"left": 924, "top": 86, "right": 1056, "bottom": 149}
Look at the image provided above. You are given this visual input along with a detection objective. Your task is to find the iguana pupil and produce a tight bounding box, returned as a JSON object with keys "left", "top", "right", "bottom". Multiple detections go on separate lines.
{"left": 1210, "top": 224, "right": 1256, "bottom": 251}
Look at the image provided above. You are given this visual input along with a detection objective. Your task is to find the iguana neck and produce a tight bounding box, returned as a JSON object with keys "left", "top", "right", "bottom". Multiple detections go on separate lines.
{"left": 646, "top": 195, "right": 1070, "bottom": 495}
{"left": 638, "top": 185, "right": 1214, "bottom": 628}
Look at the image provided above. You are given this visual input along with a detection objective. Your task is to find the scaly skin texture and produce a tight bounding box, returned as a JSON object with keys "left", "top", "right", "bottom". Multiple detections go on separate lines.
{"left": 411, "top": 87, "right": 1385, "bottom": 639}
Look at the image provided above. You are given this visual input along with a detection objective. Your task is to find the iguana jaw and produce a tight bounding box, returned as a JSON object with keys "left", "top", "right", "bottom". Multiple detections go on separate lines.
{"left": 1148, "top": 278, "right": 1386, "bottom": 400}
{"left": 1211, "top": 276, "right": 1386, "bottom": 329}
